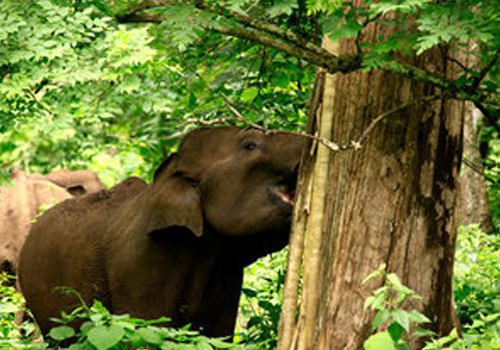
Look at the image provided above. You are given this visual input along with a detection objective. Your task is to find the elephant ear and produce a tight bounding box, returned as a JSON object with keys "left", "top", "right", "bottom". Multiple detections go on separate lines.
{"left": 146, "top": 154, "right": 203, "bottom": 238}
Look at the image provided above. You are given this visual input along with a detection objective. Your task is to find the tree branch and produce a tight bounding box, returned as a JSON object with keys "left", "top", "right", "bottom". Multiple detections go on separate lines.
{"left": 473, "top": 101, "right": 500, "bottom": 135}
{"left": 472, "top": 45, "right": 500, "bottom": 89}
{"left": 356, "top": 94, "right": 445, "bottom": 146}
{"left": 26, "top": 90, "right": 54, "bottom": 118}
{"left": 180, "top": 93, "right": 444, "bottom": 154}
{"left": 115, "top": 0, "right": 500, "bottom": 118}
{"left": 116, "top": 12, "right": 164, "bottom": 23}
{"left": 118, "top": 0, "right": 332, "bottom": 64}
{"left": 446, "top": 56, "right": 470, "bottom": 73}
{"left": 209, "top": 25, "right": 361, "bottom": 74}
{"left": 461, "top": 157, "right": 495, "bottom": 184}
{"left": 117, "top": 0, "right": 173, "bottom": 16}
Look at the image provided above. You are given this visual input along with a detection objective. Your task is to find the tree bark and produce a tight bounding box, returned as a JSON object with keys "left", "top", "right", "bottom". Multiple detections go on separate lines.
{"left": 457, "top": 104, "right": 493, "bottom": 233}
{"left": 455, "top": 40, "right": 493, "bottom": 233}
{"left": 281, "top": 7, "right": 466, "bottom": 350}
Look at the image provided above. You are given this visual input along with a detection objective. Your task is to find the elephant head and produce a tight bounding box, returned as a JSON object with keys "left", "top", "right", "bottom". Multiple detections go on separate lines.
{"left": 150, "top": 126, "right": 301, "bottom": 238}
{"left": 19, "top": 126, "right": 305, "bottom": 338}
{"left": 46, "top": 169, "right": 105, "bottom": 196}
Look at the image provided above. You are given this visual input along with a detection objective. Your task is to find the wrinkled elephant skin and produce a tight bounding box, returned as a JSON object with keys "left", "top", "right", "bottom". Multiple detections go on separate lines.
{"left": 19, "top": 126, "right": 305, "bottom": 337}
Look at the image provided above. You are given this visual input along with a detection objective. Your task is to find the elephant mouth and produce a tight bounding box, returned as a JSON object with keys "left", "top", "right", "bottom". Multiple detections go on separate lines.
{"left": 267, "top": 182, "right": 296, "bottom": 217}
{"left": 266, "top": 164, "right": 299, "bottom": 216}
{"left": 276, "top": 184, "right": 295, "bottom": 205}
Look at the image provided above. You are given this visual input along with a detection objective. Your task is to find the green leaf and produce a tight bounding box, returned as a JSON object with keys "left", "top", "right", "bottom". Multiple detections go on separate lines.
{"left": 137, "top": 327, "right": 163, "bottom": 345}
{"left": 241, "top": 87, "right": 259, "bottom": 102}
{"left": 413, "top": 326, "right": 436, "bottom": 338}
{"left": 364, "top": 296, "right": 376, "bottom": 309}
{"left": 242, "top": 288, "right": 258, "bottom": 298}
{"left": 408, "top": 310, "right": 431, "bottom": 324}
{"left": 49, "top": 325, "right": 75, "bottom": 341}
{"left": 87, "top": 325, "right": 125, "bottom": 350}
{"left": 387, "top": 323, "right": 404, "bottom": 342}
{"left": 364, "top": 332, "right": 396, "bottom": 350}
{"left": 369, "top": 290, "right": 387, "bottom": 310}
{"left": 66, "top": 343, "right": 95, "bottom": 350}
{"left": 363, "top": 264, "right": 386, "bottom": 284}
{"left": 188, "top": 92, "right": 197, "bottom": 108}
{"left": 372, "top": 309, "right": 390, "bottom": 331}
{"left": 195, "top": 338, "right": 213, "bottom": 350}
{"left": 208, "top": 337, "right": 236, "bottom": 348}
{"left": 386, "top": 273, "right": 404, "bottom": 291}
{"left": 392, "top": 309, "right": 410, "bottom": 332}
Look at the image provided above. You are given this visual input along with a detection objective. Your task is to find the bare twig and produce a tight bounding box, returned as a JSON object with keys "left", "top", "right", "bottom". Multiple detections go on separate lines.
{"left": 180, "top": 93, "right": 444, "bottom": 153}
{"left": 177, "top": 117, "right": 243, "bottom": 129}
{"left": 473, "top": 101, "right": 500, "bottom": 135}
{"left": 462, "top": 157, "right": 496, "bottom": 184}
{"left": 246, "top": 0, "right": 262, "bottom": 12}
{"left": 472, "top": 45, "right": 500, "bottom": 89}
{"left": 221, "top": 94, "right": 268, "bottom": 131}
{"left": 356, "top": 94, "right": 445, "bottom": 145}
{"left": 355, "top": 13, "right": 382, "bottom": 54}
{"left": 446, "top": 56, "right": 470, "bottom": 73}
{"left": 25, "top": 90, "right": 54, "bottom": 118}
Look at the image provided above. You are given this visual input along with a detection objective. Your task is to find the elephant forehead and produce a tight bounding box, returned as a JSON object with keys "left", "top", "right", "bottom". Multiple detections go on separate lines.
{"left": 176, "top": 127, "right": 240, "bottom": 166}
{"left": 174, "top": 126, "right": 304, "bottom": 176}
{"left": 268, "top": 132, "right": 304, "bottom": 149}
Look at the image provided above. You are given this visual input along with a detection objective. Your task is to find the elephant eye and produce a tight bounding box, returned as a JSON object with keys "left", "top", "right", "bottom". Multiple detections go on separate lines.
{"left": 173, "top": 171, "right": 198, "bottom": 187}
{"left": 243, "top": 141, "right": 258, "bottom": 151}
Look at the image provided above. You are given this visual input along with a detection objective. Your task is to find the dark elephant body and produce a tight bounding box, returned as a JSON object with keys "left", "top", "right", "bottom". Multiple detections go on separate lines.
{"left": 0, "top": 169, "right": 105, "bottom": 276}
{"left": 19, "top": 126, "right": 304, "bottom": 337}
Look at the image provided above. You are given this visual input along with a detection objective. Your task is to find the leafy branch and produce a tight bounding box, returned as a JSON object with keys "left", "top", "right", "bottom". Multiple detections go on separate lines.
{"left": 117, "top": 0, "right": 359, "bottom": 74}
{"left": 115, "top": 0, "right": 500, "bottom": 123}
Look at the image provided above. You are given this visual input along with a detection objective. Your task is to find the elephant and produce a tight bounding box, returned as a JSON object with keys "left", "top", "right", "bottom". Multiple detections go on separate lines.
{"left": 18, "top": 126, "right": 304, "bottom": 338}
{"left": 0, "top": 169, "right": 105, "bottom": 277}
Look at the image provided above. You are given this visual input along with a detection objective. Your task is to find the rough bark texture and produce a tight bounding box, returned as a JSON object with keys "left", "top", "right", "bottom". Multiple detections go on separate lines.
{"left": 295, "top": 12, "right": 465, "bottom": 350}
{"left": 457, "top": 105, "right": 493, "bottom": 233}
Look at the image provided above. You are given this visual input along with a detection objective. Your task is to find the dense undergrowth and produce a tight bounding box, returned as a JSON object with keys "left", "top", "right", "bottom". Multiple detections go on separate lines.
{"left": 1, "top": 224, "right": 500, "bottom": 350}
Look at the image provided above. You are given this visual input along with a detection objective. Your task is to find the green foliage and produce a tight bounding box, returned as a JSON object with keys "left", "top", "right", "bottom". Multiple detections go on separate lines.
{"left": 299, "top": 0, "right": 500, "bottom": 77}
{"left": 0, "top": 273, "right": 46, "bottom": 349}
{"left": 362, "top": 229, "right": 500, "bottom": 350}
{"left": 363, "top": 265, "right": 433, "bottom": 350}
{"left": 47, "top": 299, "right": 241, "bottom": 350}
{"left": 447, "top": 314, "right": 500, "bottom": 350}
{"left": 3, "top": 1, "right": 500, "bottom": 349}
{"left": 0, "top": 0, "right": 313, "bottom": 184}
{"left": 0, "top": 279, "right": 241, "bottom": 350}
{"left": 454, "top": 225, "right": 500, "bottom": 327}
{"left": 482, "top": 140, "right": 500, "bottom": 231}
{"left": 236, "top": 250, "right": 288, "bottom": 350}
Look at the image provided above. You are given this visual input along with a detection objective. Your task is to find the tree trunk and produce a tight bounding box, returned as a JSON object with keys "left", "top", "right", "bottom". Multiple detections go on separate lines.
{"left": 279, "top": 7, "right": 466, "bottom": 350}
{"left": 455, "top": 40, "right": 493, "bottom": 234}
{"left": 458, "top": 105, "right": 493, "bottom": 233}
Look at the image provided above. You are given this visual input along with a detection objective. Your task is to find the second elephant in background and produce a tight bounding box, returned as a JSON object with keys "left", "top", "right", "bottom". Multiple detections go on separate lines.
{"left": 0, "top": 169, "right": 105, "bottom": 276}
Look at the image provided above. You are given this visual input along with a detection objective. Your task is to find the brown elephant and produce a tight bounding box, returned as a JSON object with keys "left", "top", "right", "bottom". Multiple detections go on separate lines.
{"left": 18, "top": 126, "right": 304, "bottom": 338}
{"left": 0, "top": 169, "right": 105, "bottom": 276}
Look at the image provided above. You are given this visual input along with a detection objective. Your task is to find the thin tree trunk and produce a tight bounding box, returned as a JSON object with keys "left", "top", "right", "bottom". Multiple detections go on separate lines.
{"left": 456, "top": 40, "right": 493, "bottom": 233}
{"left": 458, "top": 105, "right": 493, "bottom": 233}
{"left": 278, "top": 40, "right": 338, "bottom": 350}
{"left": 280, "top": 5, "right": 466, "bottom": 349}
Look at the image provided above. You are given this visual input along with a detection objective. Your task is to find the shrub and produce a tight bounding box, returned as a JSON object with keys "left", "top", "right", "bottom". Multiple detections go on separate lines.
{"left": 454, "top": 224, "right": 500, "bottom": 326}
